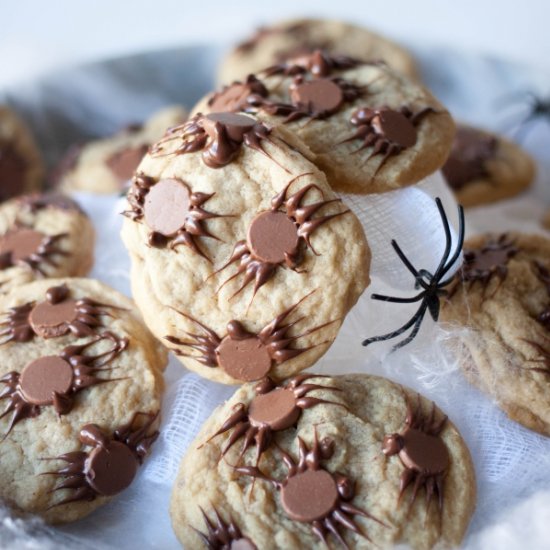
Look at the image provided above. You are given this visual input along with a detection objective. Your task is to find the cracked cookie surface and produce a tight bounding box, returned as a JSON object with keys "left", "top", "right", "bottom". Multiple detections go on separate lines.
{"left": 170, "top": 373, "right": 475, "bottom": 549}
{"left": 0, "top": 277, "right": 166, "bottom": 523}
{"left": 121, "top": 113, "right": 370, "bottom": 384}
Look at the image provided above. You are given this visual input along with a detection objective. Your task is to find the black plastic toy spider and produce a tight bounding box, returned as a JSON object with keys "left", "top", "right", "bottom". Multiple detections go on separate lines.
{"left": 499, "top": 91, "right": 550, "bottom": 141}
{"left": 362, "top": 198, "right": 465, "bottom": 351}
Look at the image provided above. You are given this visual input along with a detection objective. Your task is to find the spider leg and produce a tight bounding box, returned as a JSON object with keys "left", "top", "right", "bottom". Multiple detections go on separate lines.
{"left": 391, "top": 240, "right": 429, "bottom": 290}
{"left": 438, "top": 203, "right": 465, "bottom": 281}
{"left": 431, "top": 198, "right": 453, "bottom": 280}
{"left": 370, "top": 291, "right": 426, "bottom": 304}
{"left": 391, "top": 303, "right": 430, "bottom": 351}
{"left": 362, "top": 302, "right": 427, "bottom": 349}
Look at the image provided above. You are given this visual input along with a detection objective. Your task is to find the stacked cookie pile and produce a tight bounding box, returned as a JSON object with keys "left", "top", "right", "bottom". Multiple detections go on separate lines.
{"left": 0, "top": 113, "right": 170, "bottom": 519}
{"left": 0, "top": 15, "right": 549, "bottom": 550}
{"left": 117, "top": 19, "right": 478, "bottom": 549}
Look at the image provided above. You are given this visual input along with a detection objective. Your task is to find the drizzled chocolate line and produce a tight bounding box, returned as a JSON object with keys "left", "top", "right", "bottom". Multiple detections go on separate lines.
{"left": 451, "top": 234, "right": 518, "bottom": 296}
{"left": 42, "top": 411, "right": 159, "bottom": 506}
{"left": 0, "top": 332, "right": 128, "bottom": 438}
{"left": 342, "top": 106, "right": 435, "bottom": 174}
{"left": 149, "top": 112, "right": 277, "bottom": 169}
{"left": 235, "top": 429, "right": 385, "bottom": 547}
{"left": 123, "top": 174, "right": 224, "bottom": 260}
{"left": 200, "top": 374, "right": 341, "bottom": 466}
{"left": 0, "top": 284, "right": 119, "bottom": 344}
{"left": 195, "top": 506, "right": 257, "bottom": 550}
{"left": 0, "top": 225, "right": 68, "bottom": 276}
{"left": 212, "top": 173, "right": 348, "bottom": 301}
{"left": 382, "top": 394, "right": 449, "bottom": 519}
{"left": 165, "top": 291, "right": 337, "bottom": 382}
{"left": 442, "top": 126, "right": 498, "bottom": 191}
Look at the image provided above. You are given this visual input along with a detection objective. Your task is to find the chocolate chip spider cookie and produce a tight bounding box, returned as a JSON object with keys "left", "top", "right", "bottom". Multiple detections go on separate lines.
{"left": 194, "top": 51, "right": 454, "bottom": 194}
{"left": 0, "top": 193, "right": 95, "bottom": 293}
{"left": 56, "top": 105, "right": 187, "bottom": 194}
{"left": 217, "top": 18, "right": 418, "bottom": 85}
{"left": 0, "top": 277, "right": 167, "bottom": 523}
{"left": 0, "top": 106, "right": 44, "bottom": 202}
{"left": 121, "top": 112, "right": 370, "bottom": 384}
{"left": 171, "top": 373, "right": 475, "bottom": 549}
{"left": 442, "top": 124, "right": 535, "bottom": 207}
{"left": 441, "top": 232, "right": 550, "bottom": 435}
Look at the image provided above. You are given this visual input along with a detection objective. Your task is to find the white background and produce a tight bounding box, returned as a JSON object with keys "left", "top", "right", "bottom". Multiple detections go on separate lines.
{"left": 1, "top": 0, "right": 549, "bottom": 88}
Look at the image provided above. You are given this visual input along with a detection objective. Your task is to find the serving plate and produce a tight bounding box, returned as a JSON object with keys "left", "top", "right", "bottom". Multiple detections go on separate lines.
{"left": 1, "top": 43, "right": 550, "bottom": 549}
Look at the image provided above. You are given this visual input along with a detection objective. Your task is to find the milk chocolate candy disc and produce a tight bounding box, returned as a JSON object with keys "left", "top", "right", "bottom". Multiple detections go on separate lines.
{"left": 0, "top": 229, "right": 44, "bottom": 262}
{"left": 373, "top": 110, "right": 417, "bottom": 147}
{"left": 400, "top": 428, "right": 450, "bottom": 474}
{"left": 281, "top": 469, "right": 338, "bottom": 522}
{"left": 29, "top": 299, "right": 78, "bottom": 338}
{"left": 85, "top": 441, "right": 138, "bottom": 496}
{"left": 246, "top": 211, "right": 299, "bottom": 264}
{"left": 19, "top": 356, "right": 73, "bottom": 405}
{"left": 143, "top": 178, "right": 191, "bottom": 236}
{"left": 248, "top": 388, "right": 300, "bottom": 430}
{"left": 202, "top": 113, "right": 256, "bottom": 142}
{"left": 216, "top": 336, "right": 271, "bottom": 381}
{"left": 290, "top": 79, "right": 343, "bottom": 114}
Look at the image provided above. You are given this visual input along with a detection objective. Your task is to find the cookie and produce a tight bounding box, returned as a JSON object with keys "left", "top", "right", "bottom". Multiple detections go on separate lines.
{"left": 170, "top": 373, "right": 476, "bottom": 549}
{"left": 194, "top": 51, "right": 455, "bottom": 194}
{"left": 218, "top": 18, "right": 417, "bottom": 85}
{"left": 0, "top": 193, "right": 95, "bottom": 293}
{"left": 121, "top": 112, "right": 370, "bottom": 384}
{"left": 542, "top": 208, "right": 550, "bottom": 230}
{"left": 56, "top": 105, "right": 187, "bottom": 194}
{"left": 442, "top": 124, "right": 535, "bottom": 207}
{"left": 0, "top": 106, "right": 44, "bottom": 202}
{"left": 441, "top": 232, "right": 550, "bottom": 435}
{"left": 0, "top": 277, "right": 167, "bottom": 523}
